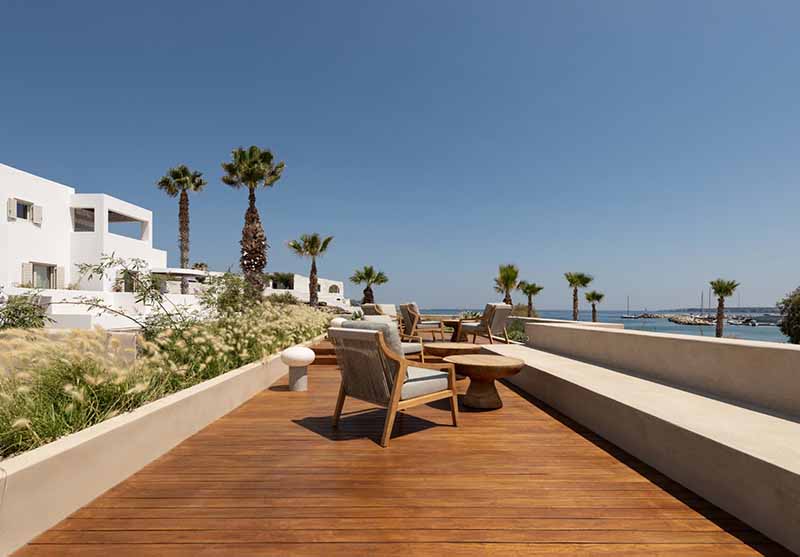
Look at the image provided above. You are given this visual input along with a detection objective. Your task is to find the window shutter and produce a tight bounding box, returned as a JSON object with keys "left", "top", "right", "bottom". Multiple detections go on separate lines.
{"left": 6, "top": 198, "right": 15, "bottom": 220}
{"left": 55, "top": 266, "right": 65, "bottom": 289}
{"left": 32, "top": 205, "right": 43, "bottom": 225}
{"left": 21, "top": 263, "right": 33, "bottom": 286}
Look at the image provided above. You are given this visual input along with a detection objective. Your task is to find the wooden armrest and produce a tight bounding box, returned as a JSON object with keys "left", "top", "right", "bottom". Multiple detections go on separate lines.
{"left": 411, "top": 361, "right": 454, "bottom": 372}
{"left": 400, "top": 333, "right": 423, "bottom": 343}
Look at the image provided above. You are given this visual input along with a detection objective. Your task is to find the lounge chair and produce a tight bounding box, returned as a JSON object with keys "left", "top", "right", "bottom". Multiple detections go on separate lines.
{"left": 458, "top": 303, "right": 513, "bottom": 344}
{"left": 329, "top": 322, "right": 458, "bottom": 447}
{"left": 399, "top": 302, "right": 446, "bottom": 341}
{"left": 357, "top": 316, "right": 426, "bottom": 362}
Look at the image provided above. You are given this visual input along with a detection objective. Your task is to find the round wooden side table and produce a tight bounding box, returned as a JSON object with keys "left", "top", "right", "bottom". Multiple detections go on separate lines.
{"left": 443, "top": 354, "right": 524, "bottom": 410}
{"left": 424, "top": 342, "right": 482, "bottom": 358}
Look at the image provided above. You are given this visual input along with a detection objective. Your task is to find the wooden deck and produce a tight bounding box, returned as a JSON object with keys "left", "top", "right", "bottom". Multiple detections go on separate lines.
{"left": 15, "top": 341, "right": 791, "bottom": 556}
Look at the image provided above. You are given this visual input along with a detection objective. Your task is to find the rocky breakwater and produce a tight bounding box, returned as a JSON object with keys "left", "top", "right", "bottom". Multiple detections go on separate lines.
{"left": 668, "top": 314, "right": 714, "bottom": 326}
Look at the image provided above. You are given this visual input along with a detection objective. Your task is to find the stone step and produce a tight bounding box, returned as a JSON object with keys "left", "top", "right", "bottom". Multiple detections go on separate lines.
{"left": 311, "top": 355, "right": 338, "bottom": 366}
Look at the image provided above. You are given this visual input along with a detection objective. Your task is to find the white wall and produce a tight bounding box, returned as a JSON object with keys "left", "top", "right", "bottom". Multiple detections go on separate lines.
{"left": 1, "top": 165, "right": 168, "bottom": 293}
{"left": 266, "top": 273, "right": 349, "bottom": 306}
{"left": 71, "top": 194, "right": 166, "bottom": 291}
{"left": 0, "top": 164, "right": 75, "bottom": 287}
{"left": 5, "top": 286, "right": 205, "bottom": 330}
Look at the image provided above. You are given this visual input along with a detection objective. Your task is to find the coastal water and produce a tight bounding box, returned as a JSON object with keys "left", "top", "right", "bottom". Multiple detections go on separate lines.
{"left": 421, "top": 309, "right": 789, "bottom": 344}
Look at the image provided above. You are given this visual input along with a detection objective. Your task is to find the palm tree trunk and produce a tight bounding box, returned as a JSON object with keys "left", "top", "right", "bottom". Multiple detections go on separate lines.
{"left": 363, "top": 285, "right": 374, "bottom": 304}
{"left": 241, "top": 186, "right": 267, "bottom": 293}
{"left": 178, "top": 190, "right": 190, "bottom": 295}
{"left": 572, "top": 287, "right": 579, "bottom": 320}
{"left": 503, "top": 291, "right": 512, "bottom": 305}
{"left": 527, "top": 295, "right": 533, "bottom": 318}
{"left": 716, "top": 297, "right": 725, "bottom": 338}
{"left": 309, "top": 257, "right": 318, "bottom": 306}
{"left": 592, "top": 303, "right": 597, "bottom": 322}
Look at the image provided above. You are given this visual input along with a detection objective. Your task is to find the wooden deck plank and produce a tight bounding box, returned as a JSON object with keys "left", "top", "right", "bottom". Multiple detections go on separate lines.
{"left": 14, "top": 341, "right": 792, "bottom": 556}
{"left": 14, "top": 542, "right": 785, "bottom": 557}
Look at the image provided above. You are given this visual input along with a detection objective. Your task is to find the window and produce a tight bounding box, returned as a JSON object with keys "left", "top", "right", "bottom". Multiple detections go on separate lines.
{"left": 72, "top": 208, "right": 95, "bottom": 231}
{"left": 32, "top": 264, "right": 55, "bottom": 289}
{"left": 108, "top": 210, "right": 146, "bottom": 240}
{"left": 123, "top": 273, "right": 136, "bottom": 293}
{"left": 16, "top": 200, "right": 31, "bottom": 220}
{"left": 328, "top": 284, "right": 340, "bottom": 294}
{"left": 8, "top": 199, "right": 42, "bottom": 224}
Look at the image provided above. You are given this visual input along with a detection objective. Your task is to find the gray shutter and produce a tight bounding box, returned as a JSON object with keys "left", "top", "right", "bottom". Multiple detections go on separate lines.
{"left": 21, "top": 263, "right": 33, "bottom": 286}
{"left": 32, "top": 205, "right": 43, "bottom": 225}
{"left": 6, "top": 198, "right": 16, "bottom": 220}
{"left": 55, "top": 266, "right": 65, "bottom": 289}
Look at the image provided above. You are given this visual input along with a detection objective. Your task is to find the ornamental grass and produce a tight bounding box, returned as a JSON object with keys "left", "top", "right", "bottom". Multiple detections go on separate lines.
{"left": 0, "top": 302, "right": 329, "bottom": 458}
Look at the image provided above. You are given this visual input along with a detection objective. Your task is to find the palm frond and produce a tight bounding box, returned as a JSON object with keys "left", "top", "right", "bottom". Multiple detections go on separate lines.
{"left": 565, "top": 272, "right": 593, "bottom": 288}
{"left": 494, "top": 264, "right": 519, "bottom": 291}
{"left": 585, "top": 290, "right": 605, "bottom": 303}
{"left": 710, "top": 279, "right": 740, "bottom": 298}
{"left": 349, "top": 265, "right": 388, "bottom": 286}
{"left": 157, "top": 164, "right": 206, "bottom": 196}
{"left": 518, "top": 281, "right": 544, "bottom": 297}
{"left": 288, "top": 233, "right": 334, "bottom": 258}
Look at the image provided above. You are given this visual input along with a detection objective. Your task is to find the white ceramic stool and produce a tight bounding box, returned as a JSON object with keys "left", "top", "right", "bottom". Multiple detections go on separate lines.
{"left": 281, "top": 346, "right": 315, "bottom": 392}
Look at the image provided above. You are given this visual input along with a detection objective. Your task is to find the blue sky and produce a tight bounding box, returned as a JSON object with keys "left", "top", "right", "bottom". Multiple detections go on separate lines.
{"left": 2, "top": 0, "right": 798, "bottom": 310}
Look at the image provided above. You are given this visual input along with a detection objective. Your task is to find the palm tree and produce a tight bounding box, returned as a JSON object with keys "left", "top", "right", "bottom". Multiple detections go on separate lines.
{"left": 564, "top": 272, "right": 593, "bottom": 320}
{"left": 157, "top": 165, "right": 207, "bottom": 294}
{"left": 349, "top": 265, "right": 388, "bottom": 304}
{"left": 710, "top": 278, "right": 740, "bottom": 338}
{"left": 221, "top": 146, "right": 285, "bottom": 292}
{"left": 517, "top": 281, "right": 544, "bottom": 317}
{"left": 585, "top": 290, "right": 605, "bottom": 322}
{"left": 493, "top": 264, "right": 519, "bottom": 305}
{"left": 288, "top": 233, "right": 333, "bottom": 306}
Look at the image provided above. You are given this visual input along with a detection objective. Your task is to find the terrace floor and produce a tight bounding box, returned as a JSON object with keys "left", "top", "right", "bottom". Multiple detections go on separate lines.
{"left": 15, "top": 341, "right": 791, "bottom": 556}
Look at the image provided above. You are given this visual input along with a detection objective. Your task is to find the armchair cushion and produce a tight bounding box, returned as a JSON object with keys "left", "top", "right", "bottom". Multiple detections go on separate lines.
{"left": 401, "top": 367, "right": 449, "bottom": 400}
{"left": 401, "top": 342, "right": 422, "bottom": 355}
{"left": 363, "top": 315, "right": 394, "bottom": 323}
{"left": 417, "top": 320, "right": 442, "bottom": 329}
{"left": 342, "top": 320, "right": 403, "bottom": 358}
{"left": 460, "top": 321, "right": 484, "bottom": 332}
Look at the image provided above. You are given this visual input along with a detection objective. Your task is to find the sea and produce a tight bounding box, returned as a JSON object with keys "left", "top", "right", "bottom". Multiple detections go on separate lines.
{"left": 420, "top": 309, "right": 789, "bottom": 344}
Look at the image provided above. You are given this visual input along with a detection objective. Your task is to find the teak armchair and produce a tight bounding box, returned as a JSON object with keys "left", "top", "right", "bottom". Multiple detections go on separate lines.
{"left": 399, "top": 302, "right": 446, "bottom": 341}
{"left": 328, "top": 323, "right": 458, "bottom": 447}
{"left": 359, "top": 315, "right": 426, "bottom": 362}
{"left": 458, "top": 303, "right": 513, "bottom": 344}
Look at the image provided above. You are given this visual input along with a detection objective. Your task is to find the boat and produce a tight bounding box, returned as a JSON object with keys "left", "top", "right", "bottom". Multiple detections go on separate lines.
{"left": 621, "top": 296, "right": 637, "bottom": 319}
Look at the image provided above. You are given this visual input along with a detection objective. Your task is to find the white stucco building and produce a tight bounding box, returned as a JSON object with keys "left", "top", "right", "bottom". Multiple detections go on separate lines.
{"left": 1, "top": 163, "right": 167, "bottom": 291}
{"left": 265, "top": 273, "right": 349, "bottom": 308}
{"left": 1, "top": 163, "right": 352, "bottom": 327}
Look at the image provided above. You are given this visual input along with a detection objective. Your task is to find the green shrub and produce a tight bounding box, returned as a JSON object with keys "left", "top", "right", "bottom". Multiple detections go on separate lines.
{"left": 266, "top": 292, "right": 299, "bottom": 305}
{"left": 0, "top": 294, "right": 52, "bottom": 330}
{"left": 506, "top": 318, "right": 527, "bottom": 343}
{"left": 778, "top": 287, "right": 800, "bottom": 344}
{"left": 200, "top": 272, "right": 261, "bottom": 315}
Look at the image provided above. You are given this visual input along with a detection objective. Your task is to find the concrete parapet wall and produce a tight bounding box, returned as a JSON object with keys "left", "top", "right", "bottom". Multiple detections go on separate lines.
{"left": 510, "top": 316, "right": 625, "bottom": 330}
{"left": 524, "top": 322, "right": 800, "bottom": 419}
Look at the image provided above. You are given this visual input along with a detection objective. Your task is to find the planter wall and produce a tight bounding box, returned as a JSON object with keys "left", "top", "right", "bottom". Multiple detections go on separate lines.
{"left": 0, "top": 334, "right": 324, "bottom": 556}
